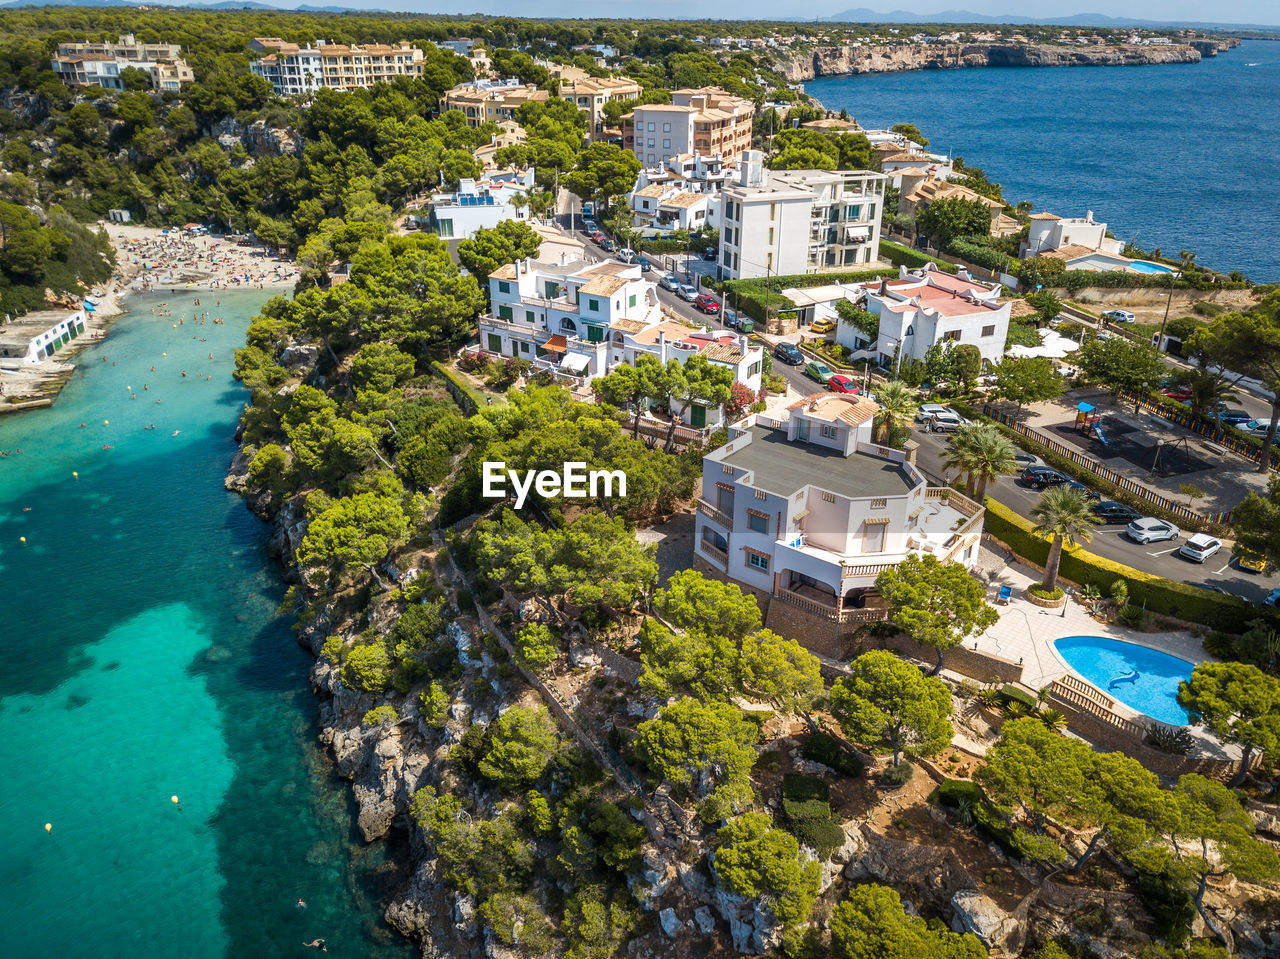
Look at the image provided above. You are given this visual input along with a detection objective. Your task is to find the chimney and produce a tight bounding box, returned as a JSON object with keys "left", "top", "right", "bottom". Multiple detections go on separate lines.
{"left": 1086, "top": 209, "right": 1094, "bottom": 223}
{"left": 879, "top": 278, "right": 888, "bottom": 296}
{"left": 901, "top": 439, "right": 919, "bottom": 466}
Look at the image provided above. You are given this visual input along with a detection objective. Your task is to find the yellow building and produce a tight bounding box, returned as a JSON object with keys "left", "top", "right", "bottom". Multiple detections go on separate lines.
{"left": 441, "top": 79, "right": 550, "bottom": 128}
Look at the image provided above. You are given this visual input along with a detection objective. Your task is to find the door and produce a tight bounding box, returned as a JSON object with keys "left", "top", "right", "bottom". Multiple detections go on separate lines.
{"left": 487, "top": 333, "right": 502, "bottom": 353}
{"left": 797, "top": 419, "right": 809, "bottom": 443}
{"left": 690, "top": 404, "right": 706, "bottom": 428}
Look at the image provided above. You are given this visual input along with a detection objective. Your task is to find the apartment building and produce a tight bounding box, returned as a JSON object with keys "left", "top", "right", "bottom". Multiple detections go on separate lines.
{"left": 622, "top": 87, "right": 754, "bottom": 168}
{"left": 250, "top": 40, "right": 426, "bottom": 95}
{"left": 627, "top": 152, "right": 736, "bottom": 229}
{"left": 476, "top": 257, "right": 761, "bottom": 422}
{"left": 52, "top": 34, "right": 193, "bottom": 91}
{"left": 557, "top": 75, "right": 642, "bottom": 138}
{"left": 900, "top": 174, "right": 1021, "bottom": 238}
{"left": 441, "top": 78, "right": 550, "bottom": 128}
{"left": 693, "top": 397, "right": 984, "bottom": 652}
{"left": 834, "top": 264, "right": 1013, "bottom": 367}
{"left": 718, "top": 151, "right": 886, "bottom": 283}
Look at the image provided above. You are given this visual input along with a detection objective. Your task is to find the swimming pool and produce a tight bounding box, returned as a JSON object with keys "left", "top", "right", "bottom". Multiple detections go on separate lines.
{"left": 1127, "top": 260, "right": 1176, "bottom": 274}
{"left": 1052, "top": 636, "right": 1195, "bottom": 726}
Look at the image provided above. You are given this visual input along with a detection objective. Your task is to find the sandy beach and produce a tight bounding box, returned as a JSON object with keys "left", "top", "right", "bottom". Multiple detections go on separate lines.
{"left": 0, "top": 224, "right": 297, "bottom": 414}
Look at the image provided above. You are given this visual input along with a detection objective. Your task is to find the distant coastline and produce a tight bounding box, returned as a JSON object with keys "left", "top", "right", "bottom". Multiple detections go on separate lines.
{"left": 781, "top": 37, "right": 1240, "bottom": 83}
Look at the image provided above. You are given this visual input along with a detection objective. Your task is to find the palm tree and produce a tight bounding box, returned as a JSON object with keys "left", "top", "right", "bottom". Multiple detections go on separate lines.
{"left": 527, "top": 188, "right": 555, "bottom": 222}
{"left": 872, "top": 380, "right": 918, "bottom": 448}
{"left": 944, "top": 423, "right": 1017, "bottom": 499}
{"left": 1030, "top": 487, "right": 1100, "bottom": 592}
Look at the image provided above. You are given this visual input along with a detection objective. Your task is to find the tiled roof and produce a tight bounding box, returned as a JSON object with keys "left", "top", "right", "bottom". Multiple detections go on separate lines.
{"left": 1039, "top": 243, "right": 1099, "bottom": 261}
{"left": 633, "top": 184, "right": 668, "bottom": 199}
{"left": 578, "top": 275, "right": 629, "bottom": 296}
{"left": 1029, "top": 211, "right": 1061, "bottom": 220}
{"left": 701, "top": 343, "right": 745, "bottom": 363}
{"left": 490, "top": 262, "right": 519, "bottom": 280}
{"left": 659, "top": 192, "right": 707, "bottom": 209}
{"left": 610, "top": 318, "right": 650, "bottom": 333}
{"left": 787, "top": 393, "right": 879, "bottom": 425}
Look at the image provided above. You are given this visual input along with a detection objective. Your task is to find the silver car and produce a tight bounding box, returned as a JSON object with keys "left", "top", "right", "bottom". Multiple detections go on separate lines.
{"left": 1179, "top": 533, "right": 1222, "bottom": 563}
{"left": 1125, "top": 518, "right": 1179, "bottom": 544}
{"left": 659, "top": 273, "right": 681, "bottom": 292}
{"left": 677, "top": 284, "right": 699, "bottom": 302}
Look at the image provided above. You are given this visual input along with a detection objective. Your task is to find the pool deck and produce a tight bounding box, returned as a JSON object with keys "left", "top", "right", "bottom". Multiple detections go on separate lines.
{"left": 970, "top": 546, "right": 1238, "bottom": 761}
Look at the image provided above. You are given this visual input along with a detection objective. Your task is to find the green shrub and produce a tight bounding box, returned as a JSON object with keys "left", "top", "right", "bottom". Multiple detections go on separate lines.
{"left": 1135, "top": 864, "right": 1196, "bottom": 945}
{"left": 972, "top": 801, "right": 1022, "bottom": 859}
{"left": 1000, "top": 684, "right": 1036, "bottom": 709}
{"left": 800, "top": 732, "right": 864, "bottom": 777}
{"left": 456, "top": 589, "right": 476, "bottom": 613}
{"left": 319, "top": 634, "right": 345, "bottom": 664}
{"left": 1028, "top": 584, "right": 1064, "bottom": 601}
{"left": 935, "top": 778, "right": 984, "bottom": 808}
{"left": 878, "top": 239, "right": 960, "bottom": 274}
{"left": 362, "top": 704, "right": 399, "bottom": 727}
{"left": 880, "top": 762, "right": 915, "bottom": 786}
{"left": 430, "top": 360, "right": 488, "bottom": 415}
{"left": 782, "top": 774, "right": 830, "bottom": 803}
{"left": 342, "top": 642, "right": 392, "bottom": 694}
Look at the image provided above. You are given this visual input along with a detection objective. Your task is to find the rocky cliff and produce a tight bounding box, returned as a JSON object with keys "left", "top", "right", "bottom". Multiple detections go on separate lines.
{"left": 777, "top": 41, "right": 1234, "bottom": 84}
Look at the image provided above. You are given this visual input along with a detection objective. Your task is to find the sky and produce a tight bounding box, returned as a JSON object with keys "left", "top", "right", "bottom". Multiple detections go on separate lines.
{"left": 281, "top": 0, "right": 1280, "bottom": 26}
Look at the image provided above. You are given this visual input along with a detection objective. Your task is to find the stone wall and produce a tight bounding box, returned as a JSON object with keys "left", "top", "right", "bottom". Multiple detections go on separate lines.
{"left": 875, "top": 633, "right": 1024, "bottom": 684}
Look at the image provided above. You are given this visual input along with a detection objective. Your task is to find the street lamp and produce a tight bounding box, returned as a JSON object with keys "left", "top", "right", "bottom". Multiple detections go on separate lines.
{"left": 1150, "top": 438, "right": 1165, "bottom": 477}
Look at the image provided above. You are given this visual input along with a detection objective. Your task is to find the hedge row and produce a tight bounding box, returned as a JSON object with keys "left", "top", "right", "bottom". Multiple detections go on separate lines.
{"left": 1051, "top": 271, "right": 1249, "bottom": 294}
{"left": 949, "top": 401, "right": 1224, "bottom": 535}
{"left": 982, "top": 498, "right": 1255, "bottom": 633}
{"left": 947, "top": 237, "right": 1016, "bottom": 274}
{"left": 639, "top": 238, "right": 693, "bottom": 254}
{"left": 431, "top": 360, "right": 488, "bottom": 415}
{"left": 878, "top": 239, "right": 960, "bottom": 275}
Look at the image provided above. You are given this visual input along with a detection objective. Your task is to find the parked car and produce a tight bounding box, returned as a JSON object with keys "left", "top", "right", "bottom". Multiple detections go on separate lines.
{"left": 701, "top": 247, "right": 718, "bottom": 261}
{"left": 1238, "top": 550, "right": 1270, "bottom": 574}
{"left": 617, "top": 248, "right": 638, "bottom": 264}
{"left": 1262, "top": 588, "right": 1280, "bottom": 607}
{"left": 1064, "top": 481, "right": 1100, "bottom": 500}
{"left": 589, "top": 231, "right": 606, "bottom": 243}
{"left": 1102, "top": 310, "right": 1135, "bottom": 323}
{"left": 1236, "top": 420, "right": 1271, "bottom": 437}
{"left": 636, "top": 256, "right": 653, "bottom": 273}
{"left": 915, "top": 403, "right": 953, "bottom": 424}
{"left": 722, "top": 308, "right": 741, "bottom": 329}
{"left": 809, "top": 316, "right": 836, "bottom": 335}
{"left": 925, "top": 411, "right": 965, "bottom": 433}
{"left": 1090, "top": 501, "right": 1142, "bottom": 523}
{"left": 1013, "top": 451, "right": 1045, "bottom": 469}
{"left": 827, "top": 374, "right": 860, "bottom": 394}
{"left": 805, "top": 360, "right": 835, "bottom": 384}
{"left": 774, "top": 343, "right": 804, "bottom": 366}
{"left": 693, "top": 293, "right": 720, "bottom": 314}
{"left": 581, "top": 218, "right": 596, "bottom": 233}
{"left": 1022, "top": 466, "right": 1069, "bottom": 489}
{"left": 659, "top": 273, "right": 682, "bottom": 292}
{"left": 1218, "top": 409, "right": 1254, "bottom": 426}
{"left": 1179, "top": 533, "right": 1222, "bottom": 563}
{"left": 1161, "top": 387, "right": 1193, "bottom": 402}
{"left": 599, "top": 238, "right": 616, "bottom": 252}
{"left": 1125, "top": 517, "right": 1180, "bottom": 544}
{"left": 677, "top": 284, "right": 699, "bottom": 302}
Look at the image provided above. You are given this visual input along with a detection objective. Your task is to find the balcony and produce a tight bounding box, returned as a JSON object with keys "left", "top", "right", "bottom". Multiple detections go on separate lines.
{"left": 698, "top": 540, "right": 728, "bottom": 568}
{"left": 696, "top": 498, "right": 733, "bottom": 529}
{"left": 771, "top": 585, "right": 888, "bottom": 624}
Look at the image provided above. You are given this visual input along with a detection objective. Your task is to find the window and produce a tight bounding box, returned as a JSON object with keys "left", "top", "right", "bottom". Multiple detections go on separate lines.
{"left": 519, "top": 341, "right": 529, "bottom": 353}
{"left": 497, "top": 305, "right": 513, "bottom": 320}
{"left": 646, "top": 122, "right": 655, "bottom": 131}
{"left": 748, "top": 361, "right": 760, "bottom": 377}
{"left": 587, "top": 298, "right": 600, "bottom": 311}
{"left": 663, "top": 122, "right": 671, "bottom": 133}
{"left": 863, "top": 521, "right": 887, "bottom": 553}
{"left": 663, "top": 139, "right": 671, "bottom": 149}
{"left": 871, "top": 498, "right": 887, "bottom": 509}
{"left": 748, "top": 553, "right": 769, "bottom": 572}
{"left": 767, "top": 252, "right": 774, "bottom": 271}
{"left": 716, "top": 487, "right": 735, "bottom": 514}
{"left": 436, "top": 218, "right": 454, "bottom": 238}
{"left": 981, "top": 325, "right": 996, "bottom": 338}
{"left": 821, "top": 491, "right": 835, "bottom": 503}
{"left": 497, "top": 281, "right": 510, "bottom": 294}
{"left": 769, "top": 202, "right": 777, "bottom": 219}
{"left": 753, "top": 489, "right": 767, "bottom": 500}
{"left": 525, "top": 310, "right": 535, "bottom": 323}
{"left": 586, "top": 325, "right": 604, "bottom": 343}
{"left": 943, "top": 330, "right": 961, "bottom": 342}
{"left": 821, "top": 425, "right": 837, "bottom": 438}
{"left": 767, "top": 227, "right": 774, "bottom": 245}
{"left": 628, "top": 294, "right": 637, "bottom": 307}
{"left": 748, "top": 513, "right": 768, "bottom": 533}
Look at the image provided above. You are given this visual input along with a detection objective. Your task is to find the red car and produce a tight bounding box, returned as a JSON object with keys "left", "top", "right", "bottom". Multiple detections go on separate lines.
{"left": 827, "top": 374, "right": 860, "bottom": 394}
{"left": 693, "top": 293, "right": 720, "bottom": 314}
{"left": 1161, "top": 387, "right": 1192, "bottom": 401}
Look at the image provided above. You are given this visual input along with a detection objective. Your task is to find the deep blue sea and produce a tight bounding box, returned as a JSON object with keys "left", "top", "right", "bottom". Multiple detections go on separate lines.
{"left": 0, "top": 292, "right": 413, "bottom": 959}
{"left": 809, "top": 38, "right": 1280, "bottom": 280}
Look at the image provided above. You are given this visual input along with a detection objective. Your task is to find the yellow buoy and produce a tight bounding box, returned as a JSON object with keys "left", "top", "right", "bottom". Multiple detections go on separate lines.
{"left": 162, "top": 352, "right": 167, "bottom": 357}
{"left": 170, "top": 795, "right": 180, "bottom": 805}
{"left": 72, "top": 471, "right": 79, "bottom": 479}
{"left": 44, "top": 823, "right": 52, "bottom": 833}
{"left": 19, "top": 537, "right": 26, "bottom": 544}
{"left": 103, "top": 420, "right": 109, "bottom": 426}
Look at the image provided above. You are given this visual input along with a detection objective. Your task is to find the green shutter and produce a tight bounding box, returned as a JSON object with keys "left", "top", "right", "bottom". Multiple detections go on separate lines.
{"left": 487, "top": 333, "right": 503, "bottom": 352}
{"left": 586, "top": 325, "right": 603, "bottom": 343}
{"left": 691, "top": 404, "right": 706, "bottom": 428}
{"left": 498, "top": 305, "right": 513, "bottom": 320}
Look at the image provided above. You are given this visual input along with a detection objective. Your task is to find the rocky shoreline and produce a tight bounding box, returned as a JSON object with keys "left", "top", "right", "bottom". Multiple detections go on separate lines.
{"left": 777, "top": 38, "right": 1240, "bottom": 83}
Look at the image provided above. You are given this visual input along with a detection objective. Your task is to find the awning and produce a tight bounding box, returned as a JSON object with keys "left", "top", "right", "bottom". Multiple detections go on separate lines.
{"left": 845, "top": 225, "right": 872, "bottom": 242}
{"left": 560, "top": 352, "right": 591, "bottom": 372}
{"left": 1076, "top": 402, "right": 1095, "bottom": 413}
{"left": 543, "top": 334, "right": 568, "bottom": 353}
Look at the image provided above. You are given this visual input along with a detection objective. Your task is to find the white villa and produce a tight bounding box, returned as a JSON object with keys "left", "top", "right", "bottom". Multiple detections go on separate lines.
{"left": 0, "top": 310, "right": 88, "bottom": 365}
{"left": 1023, "top": 210, "right": 1122, "bottom": 258}
{"left": 476, "top": 257, "right": 762, "bottom": 426}
{"left": 425, "top": 168, "right": 535, "bottom": 239}
{"left": 627, "top": 152, "right": 737, "bottom": 230}
{"left": 693, "top": 395, "right": 984, "bottom": 648}
{"left": 835, "top": 264, "right": 1012, "bottom": 368}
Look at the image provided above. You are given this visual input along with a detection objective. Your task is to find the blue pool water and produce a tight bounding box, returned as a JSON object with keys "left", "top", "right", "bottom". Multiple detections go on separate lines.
{"left": 1128, "top": 260, "right": 1176, "bottom": 274}
{"left": 1053, "top": 636, "right": 1195, "bottom": 726}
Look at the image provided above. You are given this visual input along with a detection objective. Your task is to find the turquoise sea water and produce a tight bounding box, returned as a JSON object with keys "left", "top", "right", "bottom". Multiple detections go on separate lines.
{"left": 0, "top": 292, "right": 413, "bottom": 959}
{"left": 809, "top": 39, "right": 1280, "bottom": 280}
{"left": 1053, "top": 635, "right": 1194, "bottom": 726}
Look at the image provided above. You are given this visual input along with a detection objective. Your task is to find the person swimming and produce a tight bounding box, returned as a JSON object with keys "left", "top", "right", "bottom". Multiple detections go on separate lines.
{"left": 296, "top": 899, "right": 307, "bottom": 910}
{"left": 303, "top": 940, "right": 327, "bottom": 952}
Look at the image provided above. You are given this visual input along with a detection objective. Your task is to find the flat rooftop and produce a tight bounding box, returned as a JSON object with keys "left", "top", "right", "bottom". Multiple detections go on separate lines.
{"left": 721, "top": 425, "right": 916, "bottom": 500}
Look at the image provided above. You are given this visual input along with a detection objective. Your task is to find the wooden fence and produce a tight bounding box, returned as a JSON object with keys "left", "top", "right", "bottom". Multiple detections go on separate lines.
{"left": 980, "top": 403, "right": 1231, "bottom": 525}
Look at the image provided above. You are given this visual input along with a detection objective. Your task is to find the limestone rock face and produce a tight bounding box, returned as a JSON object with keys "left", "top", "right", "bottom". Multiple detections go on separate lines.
{"left": 950, "top": 889, "right": 1022, "bottom": 953}
{"left": 774, "top": 42, "right": 1205, "bottom": 83}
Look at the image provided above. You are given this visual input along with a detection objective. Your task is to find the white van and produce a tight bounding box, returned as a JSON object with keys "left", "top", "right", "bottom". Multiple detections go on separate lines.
{"left": 1102, "top": 310, "right": 1135, "bottom": 323}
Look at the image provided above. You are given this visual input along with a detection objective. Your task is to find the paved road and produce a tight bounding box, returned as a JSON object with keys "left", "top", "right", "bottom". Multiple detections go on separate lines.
{"left": 907, "top": 425, "right": 1274, "bottom": 605}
